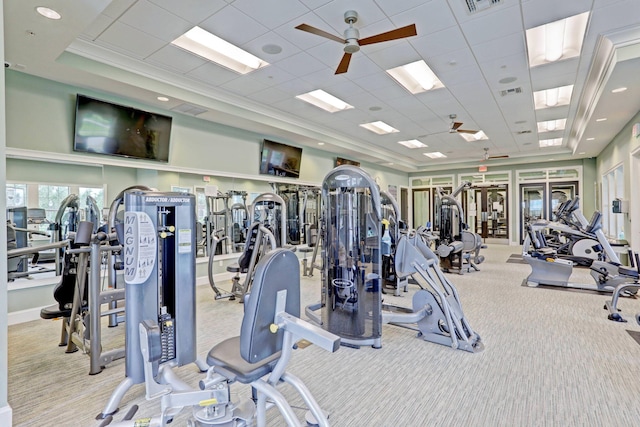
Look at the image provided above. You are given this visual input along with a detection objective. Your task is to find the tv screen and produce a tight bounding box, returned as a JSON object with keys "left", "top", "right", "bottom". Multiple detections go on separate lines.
{"left": 73, "top": 94, "right": 172, "bottom": 162}
{"left": 336, "top": 157, "right": 360, "bottom": 167}
{"left": 259, "top": 139, "right": 302, "bottom": 178}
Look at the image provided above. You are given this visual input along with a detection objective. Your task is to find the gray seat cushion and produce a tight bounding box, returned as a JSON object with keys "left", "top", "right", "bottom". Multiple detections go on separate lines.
{"left": 207, "top": 336, "right": 280, "bottom": 384}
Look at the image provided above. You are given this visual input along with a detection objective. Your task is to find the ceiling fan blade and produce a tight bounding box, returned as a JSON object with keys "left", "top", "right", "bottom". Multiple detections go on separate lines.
{"left": 335, "top": 53, "right": 352, "bottom": 74}
{"left": 457, "top": 129, "right": 480, "bottom": 134}
{"left": 295, "top": 23, "right": 345, "bottom": 44}
{"left": 358, "top": 24, "right": 417, "bottom": 46}
{"left": 451, "top": 122, "right": 464, "bottom": 131}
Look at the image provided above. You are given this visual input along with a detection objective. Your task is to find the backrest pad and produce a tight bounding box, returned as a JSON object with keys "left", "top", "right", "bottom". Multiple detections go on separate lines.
{"left": 240, "top": 249, "right": 301, "bottom": 364}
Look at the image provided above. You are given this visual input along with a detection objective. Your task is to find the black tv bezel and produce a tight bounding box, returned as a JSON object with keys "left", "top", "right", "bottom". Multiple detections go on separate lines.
{"left": 259, "top": 139, "right": 303, "bottom": 179}
{"left": 73, "top": 94, "right": 173, "bottom": 163}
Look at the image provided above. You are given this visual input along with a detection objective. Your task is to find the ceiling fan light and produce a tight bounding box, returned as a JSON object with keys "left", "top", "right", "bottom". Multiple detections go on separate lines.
{"left": 172, "top": 26, "right": 269, "bottom": 74}
{"left": 386, "top": 60, "right": 443, "bottom": 94}
{"left": 296, "top": 89, "right": 353, "bottom": 113}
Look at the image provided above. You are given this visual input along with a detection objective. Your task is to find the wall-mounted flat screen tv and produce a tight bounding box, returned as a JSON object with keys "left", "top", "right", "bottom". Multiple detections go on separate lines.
{"left": 336, "top": 157, "right": 360, "bottom": 167}
{"left": 259, "top": 139, "right": 302, "bottom": 178}
{"left": 73, "top": 94, "right": 173, "bottom": 162}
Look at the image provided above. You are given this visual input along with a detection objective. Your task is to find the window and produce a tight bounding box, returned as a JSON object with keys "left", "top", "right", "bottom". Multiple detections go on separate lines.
{"left": 38, "top": 185, "right": 70, "bottom": 222}
{"left": 6, "top": 183, "right": 27, "bottom": 208}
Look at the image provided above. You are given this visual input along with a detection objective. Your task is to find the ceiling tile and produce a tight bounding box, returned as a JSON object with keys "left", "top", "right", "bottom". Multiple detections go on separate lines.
{"left": 246, "top": 86, "right": 292, "bottom": 104}
{"left": 459, "top": 5, "right": 523, "bottom": 46}
{"left": 81, "top": 13, "right": 116, "bottom": 40}
{"left": 199, "top": 5, "right": 269, "bottom": 46}
{"left": 146, "top": 44, "right": 207, "bottom": 74}
{"left": 274, "top": 51, "right": 328, "bottom": 77}
{"left": 472, "top": 33, "right": 526, "bottom": 63}
{"left": 389, "top": 1, "right": 457, "bottom": 35}
{"left": 232, "top": 0, "right": 309, "bottom": 29}
{"left": 186, "top": 61, "right": 239, "bottom": 86}
{"left": 313, "top": 1, "right": 388, "bottom": 34}
{"left": 241, "top": 31, "right": 302, "bottom": 63}
{"left": 119, "top": 0, "right": 192, "bottom": 42}
{"left": 521, "top": 0, "right": 592, "bottom": 29}
{"left": 410, "top": 26, "right": 468, "bottom": 59}
{"left": 366, "top": 42, "right": 421, "bottom": 70}
{"left": 96, "top": 21, "right": 166, "bottom": 59}
{"left": 148, "top": 0, "right": 227, "bottom": 24}
{"left": 220, "top": 75, "right": 270, "bottom": 96}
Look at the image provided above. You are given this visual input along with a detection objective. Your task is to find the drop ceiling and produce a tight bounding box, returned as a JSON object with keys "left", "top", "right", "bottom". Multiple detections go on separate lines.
{"left": 4, "top": 0, "right": 640, "bottom": 173}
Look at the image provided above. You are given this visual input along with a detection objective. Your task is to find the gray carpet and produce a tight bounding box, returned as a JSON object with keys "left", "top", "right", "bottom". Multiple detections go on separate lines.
{"left": 9, "top": 243, "right": 640, "bottom": 426}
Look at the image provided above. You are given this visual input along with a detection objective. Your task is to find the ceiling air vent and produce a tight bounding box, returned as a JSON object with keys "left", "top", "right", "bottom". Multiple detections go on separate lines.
{"left": 464, "top": 0, "right": 502, "bottom": 13}
{"left": 500, "top": 87, "right": 523, "bottom": 97}
{"left": 171, "top": 103, "right": 208, "bottom": 116}
{"left": 517, "top": 130, "right": 532, "bottom": 134}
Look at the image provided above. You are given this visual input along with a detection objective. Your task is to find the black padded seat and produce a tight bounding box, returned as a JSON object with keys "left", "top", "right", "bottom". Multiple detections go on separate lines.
{"left": 226, "top": 263, "right": 241, "bottom": 273}
{"left": 40, "top": 304, "right": 71, "bottom": 320}
{"left": 206, "top": 336, "right": 280, "bottom": 383}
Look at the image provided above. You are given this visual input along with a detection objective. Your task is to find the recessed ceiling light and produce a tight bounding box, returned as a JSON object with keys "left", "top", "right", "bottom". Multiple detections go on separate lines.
{"left": 369, "top": 106, "right": 382, "bottom": 111}
{"left": 318, "top": 142, "right": 325, "bottom": 145}
{"left": 596, "top": 117, "right": 607, "bottom": 122}
{"left": 296, "top": 89, "right": 353, "bottom": 113}
{"left": 157, "top": 96, "right": 169, "bottom": 102}
{"left": 36, "top": 6, "right": 61, "bottom": 20}
{"left": 611, "top": 87, "right": 627, "bottom": 93}
{"left": 499, "top": 76, "right": 517, "bottom": 84}
{"left": 525, "top": 12, "right": 589, "bottom": 67}
{"left": 533, "top": 85, "right": 574, "bottom": 109}
{"left": 537, "top": 118, "right": 567, "bottom": 133}
{"left": 459, "top": 131, "right": 488, "bottom": 142}
{"left": 578, "top": 152, "right": 586, "bottom": 155}
{"left": 539, "top": 138, "right": 562, "bottom": 147}
{"left": 423, "top": 152, "right": 447, "bottom": 159}
{"left": 386, "top": 60, "right": 444, "bottom": 94}
{"left": 360, "top": 121, "right": 399, "bottom": 135}
{"left": 172, "top": 26, "right": 269, "bottom": 74}
{"left": 397, "top": 139, "right": 427, "bottom": 149}
{"left": 586, "top": 137, "right": 595, "bottom": 141}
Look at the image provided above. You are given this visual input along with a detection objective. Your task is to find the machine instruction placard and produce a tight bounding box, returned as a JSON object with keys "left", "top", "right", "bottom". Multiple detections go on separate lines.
{"left": 124, "top": 211, "right": 157, "bottom": 285}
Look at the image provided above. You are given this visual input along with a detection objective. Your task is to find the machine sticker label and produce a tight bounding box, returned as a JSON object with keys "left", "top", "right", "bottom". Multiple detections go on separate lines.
{"left": 178, "top": 228, "right": 192, "bottom": 254}
{"left": 144, "top": 196, "right": 191, "bottom": 204}
{"left": 124, "top": 211, "right": 157, "bottom": 284}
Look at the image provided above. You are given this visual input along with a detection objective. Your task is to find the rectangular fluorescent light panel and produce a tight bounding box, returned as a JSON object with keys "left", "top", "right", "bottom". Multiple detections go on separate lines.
{"left": 360, "top": 121, "right": 399, "bottom": 135}
{"left": 172, "top": 26, "right": 268, "bottom": 74}
{"left": 397, "top": 139, "right": 427, "bottom": 149}
{"left": 526, "top": 12, "right": 589, "bottom": 67}
{"left": 423, "top": 152, "right": 446, "bottom": 159}
{"left": 386, "top": 60, "right": 444, "bottom": 94}
{"left": 539, "top": 138, "right": 563, "bottom": 148}
{"left": 537, "top": 119, "right": 567, "bottom": 133}
{"left": 533, "top": 85, "right": 573, "bottom": 109}
{"left": 459, "top": 130, "right": 488, "bottom": 142}
{"left": 296, "top": 90, "right": 353, "bottom": 113}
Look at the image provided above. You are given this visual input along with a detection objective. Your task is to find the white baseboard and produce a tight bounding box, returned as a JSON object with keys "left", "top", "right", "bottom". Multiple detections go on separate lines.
{"left": 8, "top": 306, "right": 48, "bottom": 325}
{"left": 0, "top": 404, "right": 12, "bottom": 426}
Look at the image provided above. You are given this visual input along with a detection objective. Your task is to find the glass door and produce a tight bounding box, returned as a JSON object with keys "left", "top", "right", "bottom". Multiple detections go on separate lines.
{"left": 549, "top": 181, "right": 578, "bottom": 219}
{"left": 474, "top": 185, "right": 509, "bottom": 241}
{"left": 520, "top": 183, "right": 546, "bottom": 243}
{"left": 412, "top": 188, "right": 430, "bottom": 229}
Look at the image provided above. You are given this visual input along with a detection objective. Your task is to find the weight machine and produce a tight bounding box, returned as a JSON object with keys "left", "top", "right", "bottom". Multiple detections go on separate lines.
{"left": 99, "top": 190, "right": 206, "bottom": 419}
{"left": 305, "top": 165, "right": 483, "bottom": 352}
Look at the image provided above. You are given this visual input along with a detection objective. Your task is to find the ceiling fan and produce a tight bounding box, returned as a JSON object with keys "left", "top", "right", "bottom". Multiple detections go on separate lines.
{"left": 482, "top": 147, "right": 509, "bottom": 161}
{"left": 448, "top": 114, "right": 480, "bottom": 134}
{"left": 295, "top": 10, "right": 417, "bottom": 74}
